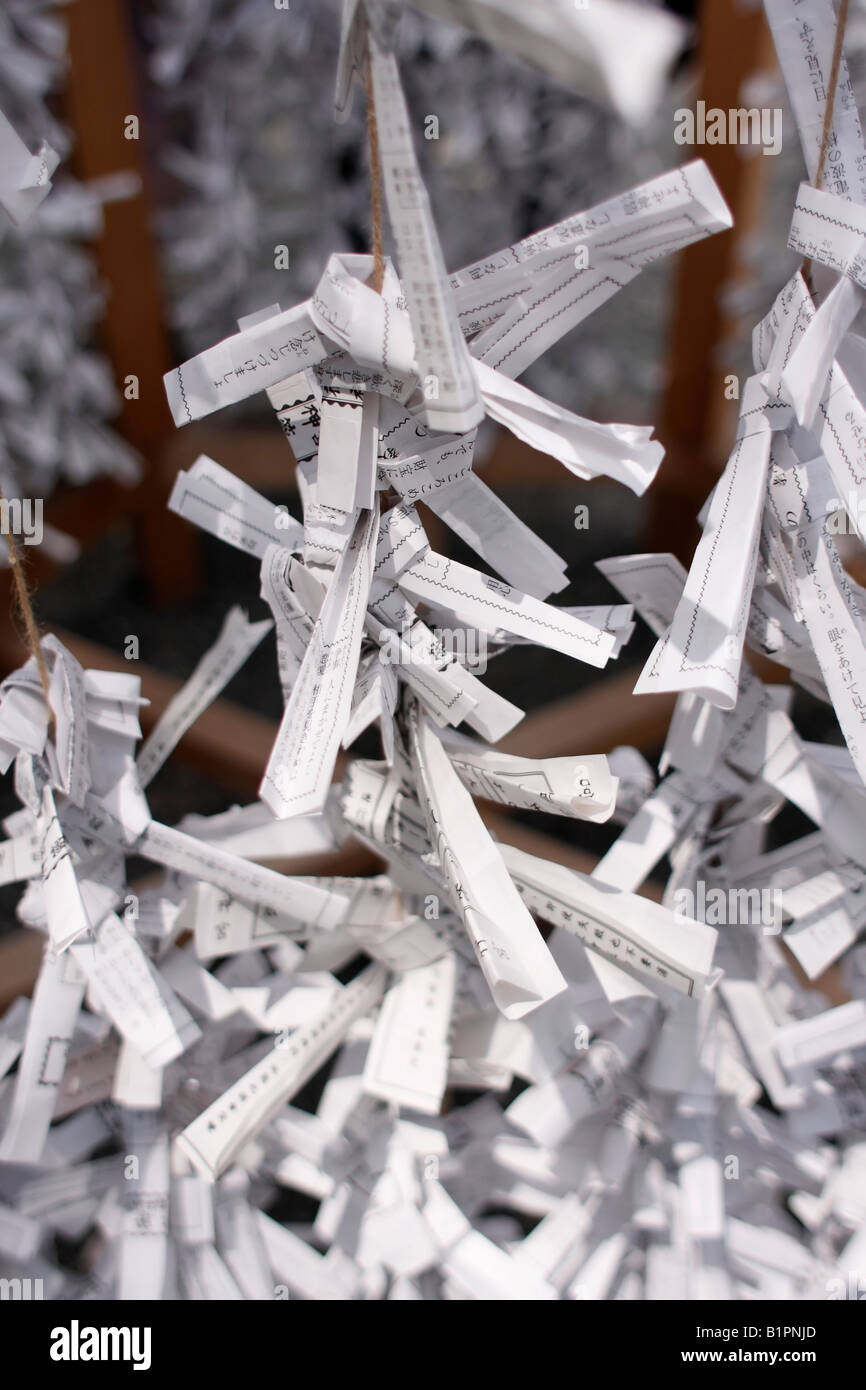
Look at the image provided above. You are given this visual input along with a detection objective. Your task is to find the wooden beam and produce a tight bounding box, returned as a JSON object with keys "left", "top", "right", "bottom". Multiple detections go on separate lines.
{"left": 62, "top": 0, "right": 201, "bottom": 603}
{"left": 0, "top": 929, "right": 44, "bottom": 1012}
{"left": 62, "top": 0, "right": 173, "bottom": 454}
{"left": 648, "top": 0, "right": 776, "bottom": 561}
{"left": 501, "top": 666, "right": 675, "bottom": 759}
{"left": 161, "top": 425, "right": 298, "bottom": 495}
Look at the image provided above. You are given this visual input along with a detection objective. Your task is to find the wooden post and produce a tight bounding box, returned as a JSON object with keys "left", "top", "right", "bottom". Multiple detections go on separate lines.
{"left": 648, "top": 0, "right": 777, "bottom": 561}
{"left": 61, "top": 0, "right": 201, "bottom": 603}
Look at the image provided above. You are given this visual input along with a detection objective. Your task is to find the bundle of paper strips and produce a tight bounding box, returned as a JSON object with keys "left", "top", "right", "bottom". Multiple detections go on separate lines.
{"left": 2, "top": 0, "right": 866, "bottom": 1301}
{"left": 145, "top": 0, "right": 684, "bottom": 407}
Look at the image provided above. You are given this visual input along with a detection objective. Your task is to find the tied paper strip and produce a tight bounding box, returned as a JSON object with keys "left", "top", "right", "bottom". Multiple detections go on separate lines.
{"left": 175, "top": 963, "right": 388, "bottom": 1180}
{"left": 365, "top": 28, "right": 484, "bottom": 434}
{"left": 633, "top": 375, "right": 774, "bottom": 709}
{"left": 784, "top": 187, "right": 866, "bottom": 426}
{"left": 0, "top": 105, "right": 59, "bottom": 226}
{"left": 260, "top": 502, "right": 379, "bottom": 820}
{"left": 409, "top": 701, "right": 567, "bottom": 1019}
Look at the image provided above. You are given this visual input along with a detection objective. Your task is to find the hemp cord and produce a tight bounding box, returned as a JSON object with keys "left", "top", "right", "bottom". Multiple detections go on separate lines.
{"left": 803, "top": 0, "right": 851, "bottom": 293}
{"left": 365, "top": 45, "right": 386, "bottom": 296}
{"left": 0, "top": 487, "right": 52, "bottom": 721}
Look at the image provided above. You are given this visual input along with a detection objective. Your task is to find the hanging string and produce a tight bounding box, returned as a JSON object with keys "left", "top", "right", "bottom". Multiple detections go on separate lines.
{"left": 364, "top": 45, "right": 386, "bottom": 295}
{"left": 0, "top": 488, "right": 52, "bottom": 721}
{"left": 802, "top": 0, "right": 850, "bottom": 293}
{"left": 815, "top": 0, "right": 850, "bottom": 192}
